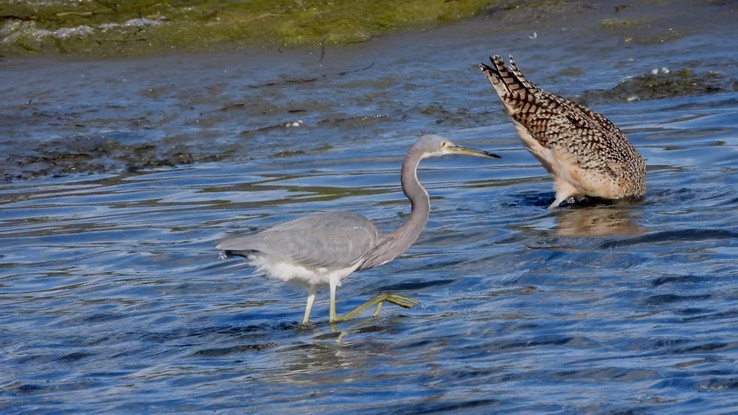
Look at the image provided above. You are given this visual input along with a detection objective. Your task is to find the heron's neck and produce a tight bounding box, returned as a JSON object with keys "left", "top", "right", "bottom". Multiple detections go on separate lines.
{"left": 360, "top": 151, "right": 429, "bottom": 269}
{"left": 393, "top": 153, "right": 430, "bottom": 245}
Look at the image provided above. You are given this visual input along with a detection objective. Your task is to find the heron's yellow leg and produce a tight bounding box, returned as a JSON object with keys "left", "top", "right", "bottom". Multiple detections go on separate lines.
{"left": 332, "top": 293, "right": 419, "bottom": 322}
{"left": 373, "top": 301, "right": 383, "bottom": 318}
{"left": 329, "top": 280, "right": 338, "bottom": 323}
{"left": 302, "top": 286, "right": 318, "bottom": 324}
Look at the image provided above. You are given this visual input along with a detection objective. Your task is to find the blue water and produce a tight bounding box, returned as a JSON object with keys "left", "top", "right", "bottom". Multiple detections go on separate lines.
{"left": 2, "top": 3, "right": 738, "bottom": 414}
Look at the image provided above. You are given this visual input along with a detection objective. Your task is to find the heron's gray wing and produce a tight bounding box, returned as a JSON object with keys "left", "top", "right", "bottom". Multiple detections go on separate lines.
{"left": 217, "top": 212, "right": 379, "bottom": 269}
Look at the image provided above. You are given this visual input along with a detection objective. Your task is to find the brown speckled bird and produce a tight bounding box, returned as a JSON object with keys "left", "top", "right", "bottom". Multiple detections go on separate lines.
{"left": 480, "top": 55, "right": 646, "bottom": 208}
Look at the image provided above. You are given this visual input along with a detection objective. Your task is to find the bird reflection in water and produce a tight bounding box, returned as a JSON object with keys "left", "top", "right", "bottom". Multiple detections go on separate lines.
{"left": 553, "top": 203, "right": 644, "bottom": 237}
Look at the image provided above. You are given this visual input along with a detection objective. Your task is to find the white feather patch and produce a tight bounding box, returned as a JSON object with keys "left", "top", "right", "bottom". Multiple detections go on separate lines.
{"left": 247, "top": 254, "right": 360, "bottom": 287}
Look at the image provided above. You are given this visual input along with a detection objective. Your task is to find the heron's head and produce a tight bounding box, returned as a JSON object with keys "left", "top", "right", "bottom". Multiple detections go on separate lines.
{"left": 413, "top": 134, "right": 501, "bottom": 160}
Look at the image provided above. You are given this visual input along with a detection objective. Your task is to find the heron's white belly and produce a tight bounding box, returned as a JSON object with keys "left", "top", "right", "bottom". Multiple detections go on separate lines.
{"left": 247, "top": 254, "right": 359, "bottom": 287}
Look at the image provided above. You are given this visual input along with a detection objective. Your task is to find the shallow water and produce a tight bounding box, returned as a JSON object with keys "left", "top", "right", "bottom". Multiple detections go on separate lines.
{"left": 2, "top": 1, "right": 738, "bottom": 413}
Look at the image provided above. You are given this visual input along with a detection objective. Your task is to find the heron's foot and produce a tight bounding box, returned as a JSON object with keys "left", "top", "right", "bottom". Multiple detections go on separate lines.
{"left": 332, "top": 293, "right": 419, "bottom": 322}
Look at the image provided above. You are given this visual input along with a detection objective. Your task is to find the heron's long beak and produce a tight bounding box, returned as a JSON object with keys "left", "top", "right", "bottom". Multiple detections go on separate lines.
{"left": 446, "top": 143, "right": 501, "bottom": 159}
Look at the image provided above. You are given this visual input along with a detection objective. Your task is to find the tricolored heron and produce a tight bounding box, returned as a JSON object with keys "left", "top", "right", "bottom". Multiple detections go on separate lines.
{"left": 217, "top": 134, "right": 499, "bottom": 323}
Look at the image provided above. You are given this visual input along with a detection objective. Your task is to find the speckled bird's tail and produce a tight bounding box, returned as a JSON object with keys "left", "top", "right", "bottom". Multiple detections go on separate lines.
{"left": 479, "top": 54, "right": 537, "bottom": 97}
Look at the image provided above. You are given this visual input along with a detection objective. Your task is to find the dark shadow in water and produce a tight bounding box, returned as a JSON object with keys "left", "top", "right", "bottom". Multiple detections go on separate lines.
{"left": 191, "top": 343, "right": 280, "bottom": 355}
{"left": 384, "top": 398, "right": 504, "bottom": 415}
{"left": 651, "top": 274, "right": 710, "bottom": 287}
{"left": 598, "top": 228, "right": 738, "bottom": 249}
{"left": 161, "top": 316, "right": 418, "bottom": 359}
{"left": 129, "top": 322, "right": 303, "bottom": 358}
{"left": 501, "top": 191, "right": 553, "bottom": 208}
{"left": 382, "top": 278, "right": 456, "bottom": 291}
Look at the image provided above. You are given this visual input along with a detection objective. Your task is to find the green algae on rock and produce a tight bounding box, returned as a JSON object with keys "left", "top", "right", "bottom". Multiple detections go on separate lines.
{"left": 579, "top": 68, "right": 736, "bottom": 104}
{"left": 0, "top": 0, "right": 499, "bottom": 57}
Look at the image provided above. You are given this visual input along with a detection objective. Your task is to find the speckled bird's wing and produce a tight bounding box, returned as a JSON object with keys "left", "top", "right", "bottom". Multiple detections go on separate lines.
{"left": 217, "top": 211, "right": 379, "bottom": 269}
{"left": 481, "top": 55, "right": 623, "bottom": 150}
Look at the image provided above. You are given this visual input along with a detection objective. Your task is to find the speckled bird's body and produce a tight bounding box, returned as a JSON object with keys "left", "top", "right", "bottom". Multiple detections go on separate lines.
{"left": 480, "top": 55, "right": 646, "bottom": 208}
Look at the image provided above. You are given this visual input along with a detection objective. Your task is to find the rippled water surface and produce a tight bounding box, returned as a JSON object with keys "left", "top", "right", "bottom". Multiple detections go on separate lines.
{"left": 2, "top": 2, "right": 738, "bottom": 413}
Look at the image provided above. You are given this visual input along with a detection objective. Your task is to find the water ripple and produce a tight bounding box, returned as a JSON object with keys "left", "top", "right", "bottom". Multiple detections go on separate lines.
{"left": 2, "top": 4, "right": 738, "bottom": 414}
